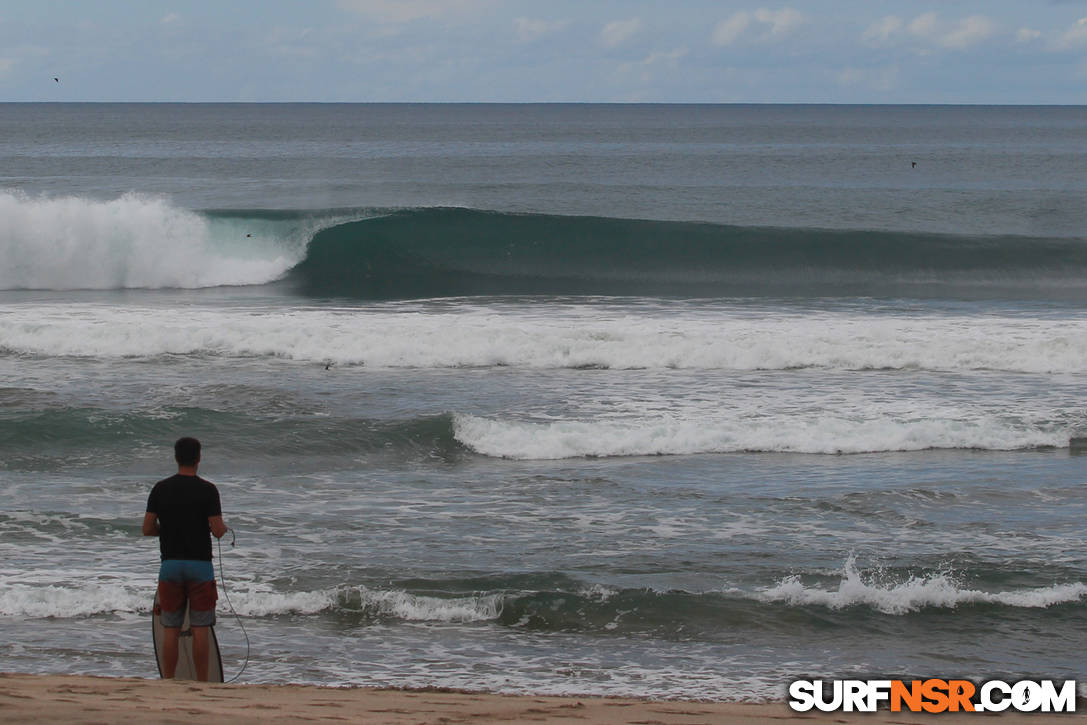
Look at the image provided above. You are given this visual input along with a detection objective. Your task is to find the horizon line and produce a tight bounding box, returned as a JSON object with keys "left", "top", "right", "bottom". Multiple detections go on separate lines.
{"left": 4, "top": 100, "right": 1087, "bottom": 107}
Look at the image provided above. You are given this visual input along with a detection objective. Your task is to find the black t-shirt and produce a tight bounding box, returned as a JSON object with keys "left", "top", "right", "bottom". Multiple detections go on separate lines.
{"left": 146, "top": 474, "right": 222, "bottom": 561}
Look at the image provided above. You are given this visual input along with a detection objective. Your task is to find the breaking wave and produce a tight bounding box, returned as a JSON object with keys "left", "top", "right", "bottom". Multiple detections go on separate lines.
{"left": 0, "top": 406, "right": 1076, "bottom": 467}
{"left": 0, "top": 192, "right": 313, "bottom": 289}
{"left": 3, "top": 564, "right": 1083, "bottom": 635}
{"left": 6, "top": 194, "right": 1087, "bottom": 300}
{"left": 451, "top": 412, "right": 1072, "bottom": 459}
{"left": 759, "top": 555, "right": 1087, "bottom": 615}
{"left": 289, "top": 208, "right": 1087, "bottom": 300}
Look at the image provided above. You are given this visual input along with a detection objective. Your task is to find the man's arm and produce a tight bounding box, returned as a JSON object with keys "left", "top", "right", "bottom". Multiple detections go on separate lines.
{"left": 209, "top": 515, "right": 228, "bottom": 539}
{"left": 142, "top": 512, "right": 159, "bottom": 536}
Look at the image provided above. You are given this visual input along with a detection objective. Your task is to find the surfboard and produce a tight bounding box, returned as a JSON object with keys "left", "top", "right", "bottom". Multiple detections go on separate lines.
{"left": 152, "top": 591, "right": 224, "bottom": 682}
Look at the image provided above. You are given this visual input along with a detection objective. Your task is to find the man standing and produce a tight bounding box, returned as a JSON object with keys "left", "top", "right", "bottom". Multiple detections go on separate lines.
{"left": 143, "top": 437, "right": 228, "bottom": 681}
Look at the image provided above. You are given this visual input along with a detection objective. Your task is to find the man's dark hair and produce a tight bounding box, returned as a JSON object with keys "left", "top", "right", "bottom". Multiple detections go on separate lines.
{"left": 174, "top": 437, "right": 201, "bottom": 466}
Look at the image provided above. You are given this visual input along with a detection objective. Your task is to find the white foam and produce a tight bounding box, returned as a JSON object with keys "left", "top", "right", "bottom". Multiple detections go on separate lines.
{"left": 1, "top": 300, "right": 1084, "bottom": 374}
{"left": 0, "top": 583, "right": 148, "bottom": 618}
{"left": 452, "top": 412, "right": 1067, "bottom": 459}
{"left": 759, "top": 556, "right": 1087, "bottom": 615}
{"left": 2, "top": 303, "right": 1077, "bottom": 457}
{"left": 228, "top": 589, "right": 338, "bottom": 617}
{"left": 231, "top": 585, "right": 503, "bottom": 622}
{"left": 356, "top": 586, "right": 502, "bottom": 622}
{"left": 0, "top": 191, "right": 301, "bottom": 289}
{"left": 0, "top": 578, "right": 502, "bottom": 623}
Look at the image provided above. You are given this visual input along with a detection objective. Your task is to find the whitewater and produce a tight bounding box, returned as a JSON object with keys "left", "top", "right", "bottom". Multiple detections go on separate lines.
{"left": 0, "top": 191, "right": 315, "bottom": 289}
{"left": 2, "top": 103, "right": 1086, "bottom": 700}
{"left": 3, "top": 298, "right": 1086, "bottom": 372}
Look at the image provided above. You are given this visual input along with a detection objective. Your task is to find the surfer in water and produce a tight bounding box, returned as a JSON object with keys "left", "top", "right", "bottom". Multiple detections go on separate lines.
{"left": 142, "top": 437, "right": 228, "bottom": 681}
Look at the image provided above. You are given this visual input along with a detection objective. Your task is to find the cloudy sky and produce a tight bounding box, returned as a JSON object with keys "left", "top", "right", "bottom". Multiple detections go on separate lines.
{"left": 4, "top": 0, "right": 1087, "bottom": 103}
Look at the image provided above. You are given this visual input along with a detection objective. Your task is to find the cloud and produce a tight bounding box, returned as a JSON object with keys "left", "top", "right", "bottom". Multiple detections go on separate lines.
{"left": 513, "top": 17, "right": 568, "bottom": 43}
{"left": 160, "top": 13, "right": 180, "bottom": 25}
{"left": 631, "top": 47, "right": 688, "bottom": 69}
{"left": 1016, "top": 27, "right": 1042, "bottom": 43}
{"left": 711, "top": 7, "right": 805, "bottom": 46}
{"left": 907, "top": 12, "right": 939, "bottom": 40}
{"left": 336, "top": 0, "right": 490, "bottom": 23}
{"left": 754, "top": 8, "right": 804, "bottom": 37}
{"left": 0, "top": 58, "right": 13, "bottom": 78}
{"left": 1056, "top": 17, "right": 1087, "bottom": 48}
{"left": 711, "top": 12, "right": 751, "bottom": 46}
{"left": 601, "top": 17, "right": 642, "bottom": 48}
{"left": 863, "top": 12, "right": 996, "bottom": 50}
{"left": 862, "top": 16, "right": 903, "bottom": 45}
{"left": 940, "top": 15, "right": 996, "bottom": 49}
{"left": 617, "top": 47, "right": 689, "bottom": 86}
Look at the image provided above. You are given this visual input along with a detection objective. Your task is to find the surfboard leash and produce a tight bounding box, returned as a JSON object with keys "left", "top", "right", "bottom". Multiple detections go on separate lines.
{"left": 217, "top": 527, "right": 251, "bottom": 683}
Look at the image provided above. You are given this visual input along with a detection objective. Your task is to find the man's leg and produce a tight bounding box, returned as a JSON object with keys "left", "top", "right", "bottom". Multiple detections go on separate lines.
{"left": 160, "top": 627, "right": 181, "bottom": 679}
{"left": 187, "top": 574, "right": 218, "bottom": 682}
{"left": 190, "top": 626, "right": 210, "bottom": 682}
{"left": 157, "top": 572, "right": 186, "bottom": 680}
{"left": 187, "top": 575, "right": 218, "bottom": 682}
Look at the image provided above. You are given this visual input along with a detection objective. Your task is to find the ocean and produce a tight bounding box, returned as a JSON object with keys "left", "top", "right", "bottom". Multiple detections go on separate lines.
{"left": 1, "top": 103, "right": 1085, "bottom": 700}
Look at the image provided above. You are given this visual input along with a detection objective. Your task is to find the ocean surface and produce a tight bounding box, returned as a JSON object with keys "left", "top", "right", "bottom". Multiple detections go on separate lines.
{"left": 1, "top": 103, "right": 1086, "bottom": 700}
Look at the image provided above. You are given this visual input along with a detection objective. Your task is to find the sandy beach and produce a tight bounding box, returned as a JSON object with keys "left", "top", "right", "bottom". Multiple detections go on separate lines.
{"left": 0, "top": 673, "right": 1081, "bottom": 725}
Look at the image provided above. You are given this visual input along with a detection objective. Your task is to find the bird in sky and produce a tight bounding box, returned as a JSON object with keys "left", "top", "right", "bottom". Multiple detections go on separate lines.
{"left": 54, "top": 77, "right": 59, "bottom": 83}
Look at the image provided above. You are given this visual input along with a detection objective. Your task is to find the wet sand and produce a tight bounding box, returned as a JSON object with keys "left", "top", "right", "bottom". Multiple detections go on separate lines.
{"left": 0, "top": 673, "right": 1082, "bottom": 725}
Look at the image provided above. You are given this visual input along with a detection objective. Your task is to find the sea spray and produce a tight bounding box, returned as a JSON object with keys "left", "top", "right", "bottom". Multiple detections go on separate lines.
{"left": 0, "top": 192, "right": 303, "bottom": 289}
{"left": 760, "top": 556, "right": 1087, "bottom": 615}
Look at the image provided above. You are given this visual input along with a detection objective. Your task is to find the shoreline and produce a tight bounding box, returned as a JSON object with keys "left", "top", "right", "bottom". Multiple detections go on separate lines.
{"left": 1, "top": 673, "right": 1083, "bottom": 725}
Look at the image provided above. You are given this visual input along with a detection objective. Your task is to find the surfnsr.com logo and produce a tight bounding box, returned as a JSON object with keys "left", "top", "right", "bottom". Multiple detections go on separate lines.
{"left": 788, "top": 679, "right": 1077, "bottom": 713}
